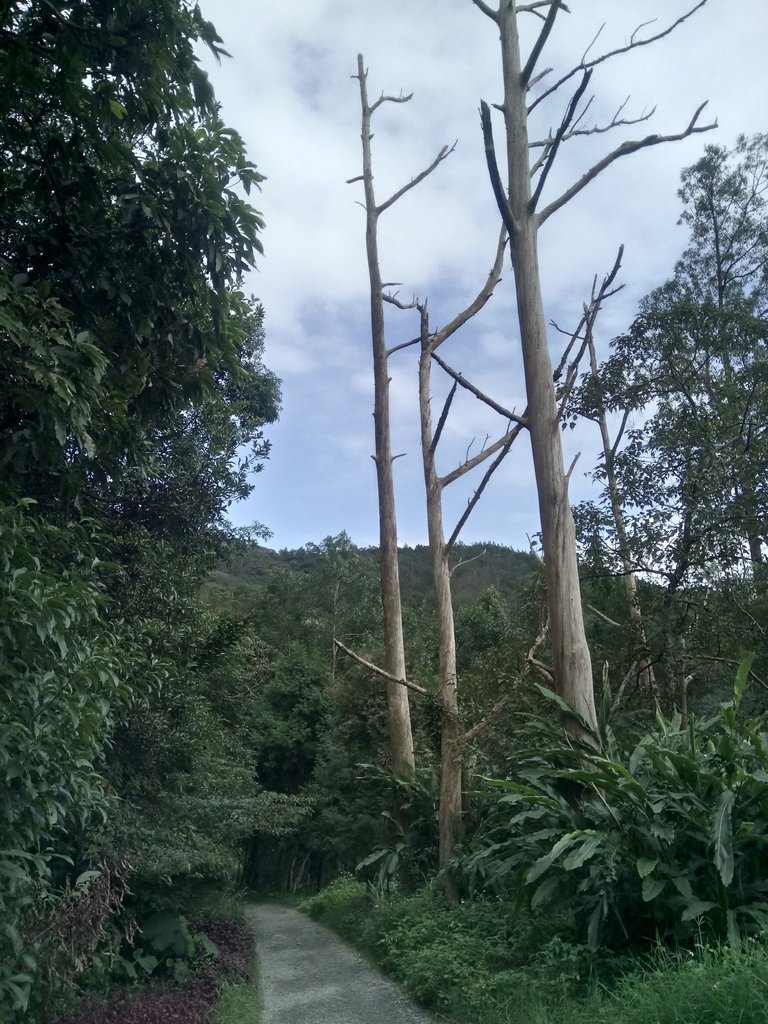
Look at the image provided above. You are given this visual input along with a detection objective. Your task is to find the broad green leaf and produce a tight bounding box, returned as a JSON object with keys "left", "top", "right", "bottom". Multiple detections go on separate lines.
{"left": 681, "top": 900, "right": 717, "bottom": 921}
{"left": 636, "top": 857, "right": 658, "bottom": 879}
{"left": 712, "top": 788, "right": 735, "bottom": 886}
{"left": 642, "top": 876, "right": 666, "bottom": 901}
{"left": 563, "top": 833, "right": 602, "bottom": 870}
{"left": 587, "top": 903, "right": 603, "bottom": 951}
{"left": 526, "top": 831, "right": 583, "bottom": 884}
{"left": 726, "top": 909, "right": 741, "bottom": 949}
{"left": 531, "top": 875, "right": 560, "bottom": 909}
{"left": 733, "top": 654, "right": 755, "bottom": 710}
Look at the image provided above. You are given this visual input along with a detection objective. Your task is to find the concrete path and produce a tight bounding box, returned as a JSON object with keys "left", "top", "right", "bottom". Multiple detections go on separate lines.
{"left": 246, "top": 902, "right": 436, "bottom": 1024}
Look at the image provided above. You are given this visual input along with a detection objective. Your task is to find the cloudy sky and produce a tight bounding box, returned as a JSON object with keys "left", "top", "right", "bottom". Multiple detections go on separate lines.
{"left": 198, "top": 0, "right": 767, "bottom": 553}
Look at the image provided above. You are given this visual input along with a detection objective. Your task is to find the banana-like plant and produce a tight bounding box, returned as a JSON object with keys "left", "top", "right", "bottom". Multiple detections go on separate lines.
{"left": 458, "top": 658, "right": 768, "bottom": 949}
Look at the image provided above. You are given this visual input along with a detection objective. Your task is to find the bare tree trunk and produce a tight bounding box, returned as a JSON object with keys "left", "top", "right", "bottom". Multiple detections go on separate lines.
{"left": 417, "top": 307, "right": 462, "bottom": 900}
{"left": 474, "top": 0, "right": 713, "bottom": 732}
{"left": 355, "top": 56, "right": 414, "bottom": 775}
{"left": 499, "top": 7, "right": 597, "bottom": 733}
{"left": 586, "top": 335, "right": 656, "bottom": 699}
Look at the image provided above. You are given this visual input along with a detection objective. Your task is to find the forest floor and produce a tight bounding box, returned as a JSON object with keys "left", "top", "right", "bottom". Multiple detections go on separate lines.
{"left": 246, "top": 902, "right": 436, "bottom": 1024}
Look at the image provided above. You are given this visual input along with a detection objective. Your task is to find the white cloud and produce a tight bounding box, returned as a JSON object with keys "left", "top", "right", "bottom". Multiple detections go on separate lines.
{"left": 201, "top": 0, "right": 768, "bottom": 550}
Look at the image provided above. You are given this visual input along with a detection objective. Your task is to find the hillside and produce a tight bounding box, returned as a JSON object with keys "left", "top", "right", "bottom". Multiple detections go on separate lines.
{"left": 205, "top": 540, "right": 539, "bottom": 613}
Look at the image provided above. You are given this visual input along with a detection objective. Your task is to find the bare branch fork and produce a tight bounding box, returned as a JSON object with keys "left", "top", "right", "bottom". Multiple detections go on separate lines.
{"left": 479, "top": 5, "right": 716, "bottom": 227}
{"left": 553, "top": 245, "right": 625, "bottom": 421}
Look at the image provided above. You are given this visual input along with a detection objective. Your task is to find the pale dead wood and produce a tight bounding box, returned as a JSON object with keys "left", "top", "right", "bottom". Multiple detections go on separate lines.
{"left": 333, "top": 638, "right": 429, "bottom": 696}
{"left": 587, "top": 604, "right": 624, "bottom": 629}
{"left": 528, "top": 1, "right": 710, "bottom": 113}
{"left": 431, "top": 351, "right": 526, "bottom": 424}
{"left": 449, "top": 547, "right": 487, "bottom": 577}
{"left": 521, "top": 0, "right": 561, "bottom": 87}
{"left": 471, "top": 0, "right": 498, "bottom": 22}
{"left": 460, "top": 691, "right": 513, "bottom": 745}
{"left": 446, "top": 425, "right": 523, "bottom": 550}
{"left": 429, "top": 228, "right": 508, "bottom": 350}
{"left": 440, "top": 424, "right": 521, "bottom": 488}
{"left": 353, "top": 52, "right": 415, "bottom": 773}
{"left": 538, "top": 102, "right": 716, "bottom": 224}
{"left": 530, "top": 67, "right": 593, "bottom": 212}
{"left": 378, "top": 142, "right": 457, "bottom": 215}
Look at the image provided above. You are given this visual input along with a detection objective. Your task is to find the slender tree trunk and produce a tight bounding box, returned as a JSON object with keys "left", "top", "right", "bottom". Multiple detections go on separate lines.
{"left": 499, "top": 7, "right": 597, "bottom": 733}
{"left": 418, "top": 308, "right": 462, "bottom": 899}
{"left": 356, "top": 56, "right": 414, "bottom": 775}
{"left": 587, "top": 337, "right": 656, "bottom": 699}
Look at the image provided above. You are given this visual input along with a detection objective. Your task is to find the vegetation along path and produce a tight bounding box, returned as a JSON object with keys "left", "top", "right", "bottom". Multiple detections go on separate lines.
{"left": 247, "top": 903, "right": 435, "bottom": 1024}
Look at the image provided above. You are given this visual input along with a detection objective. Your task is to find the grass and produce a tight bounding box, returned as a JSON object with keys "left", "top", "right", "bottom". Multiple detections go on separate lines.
{"left": 301, "top": 878, "right": 768, "bottom": 1024}
{"left": 210, "top": 977, "right": 260, "bottom": 1024}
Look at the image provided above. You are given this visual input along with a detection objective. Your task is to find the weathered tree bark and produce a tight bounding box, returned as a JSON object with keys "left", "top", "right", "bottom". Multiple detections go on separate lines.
{"left": 498, "top": 6, "right": 597, "bottom": 733}
{"left": 409, "top": 237, "right": 508, "bottom": 897}
{"left": 474, "top": 0, "right": 715, "bottom": 735}
{"left": 355, "top": 55, "right": 414, "bottom": 775}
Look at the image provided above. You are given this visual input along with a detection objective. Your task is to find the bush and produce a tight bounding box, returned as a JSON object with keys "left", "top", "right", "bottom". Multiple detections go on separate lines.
{"left": 301, "top": 875, "right": 368, "bottom": 941}
{"left": 461, "top": 663, "right": 768, "bottom": 949}
{"left": 303, "top": 882, "right": 595, "bottom": 1021}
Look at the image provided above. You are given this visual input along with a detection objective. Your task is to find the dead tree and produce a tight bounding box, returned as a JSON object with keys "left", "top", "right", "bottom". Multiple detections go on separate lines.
{"left": 386, "top": 230, "right": 520, "bottom": 892}
{"left": 350, "top": 55, "right": 457, "bottom": 775}
{"left": 349, "top": 56, "right": 525, "bottom": 888}
{"left": 472, "top": 0, "right": 716, "bottom": 734}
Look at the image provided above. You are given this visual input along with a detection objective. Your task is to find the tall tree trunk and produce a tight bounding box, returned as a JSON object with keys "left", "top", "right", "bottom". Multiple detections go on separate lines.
{"left": 356, "top": 56, "right": 414, "bottom": 775}
{"left": 499, "top": 7, "right": 597, "bottom": 732}
{"left": 418, "top": 308, "right": 462, "bottom": 899}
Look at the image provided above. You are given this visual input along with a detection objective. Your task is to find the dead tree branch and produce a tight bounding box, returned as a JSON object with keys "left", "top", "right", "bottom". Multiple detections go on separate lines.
{"left": 529, "top": 1, "right": 710, "bottom": 113}
{"left": 429, "top": 228, "right": 508, "bottom": 350}
{"left": 539, "top": 102, "right": 716, "bottom": 224}
{"left": 378, "top": 142, "right": 457, "bottom": 215}
{"left": 333, "top": 638, "right": 429, "bottom": 696}
{"left": 431, "top": 351, "right": 526, "bottom": 424}
{"left": 530, "top": 68, "right": 593, "bottom": 212}
{"left": 446, "top": 425, "right": 522, "bottom": 551}
{"left": 440, "top": 423, "right": 521, "bottom": 488}
{"left": 480, "top": 101, "right": 518, "bottom": 235}
{"left": 521, "top": 0, "right": 561, "bottom": 87}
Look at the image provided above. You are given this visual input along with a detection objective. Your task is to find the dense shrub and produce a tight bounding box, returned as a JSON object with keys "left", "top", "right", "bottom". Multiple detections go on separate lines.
{"left": 461, "top": 664, "right": 768, "bottom": 949}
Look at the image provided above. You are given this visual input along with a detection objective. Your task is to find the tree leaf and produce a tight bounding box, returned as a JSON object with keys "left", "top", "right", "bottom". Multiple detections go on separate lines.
{"left": 642, "top": 876, "right": 666, "bottom": 901}
{"left": 712, "top": 788, "right": 735, "bottom": 886}
{"left": 681, "top": 900, "right": 716, "bottom": 921}
{"left": 636, "top": 857, "right": 657, "bottom": 879}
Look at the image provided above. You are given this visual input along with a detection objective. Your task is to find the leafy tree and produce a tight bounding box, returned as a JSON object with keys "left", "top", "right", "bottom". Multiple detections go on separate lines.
{"left": 575, "top": 136, "right": 768, "bottom": 709}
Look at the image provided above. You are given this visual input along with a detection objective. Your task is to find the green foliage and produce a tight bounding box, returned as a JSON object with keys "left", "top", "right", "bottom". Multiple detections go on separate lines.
{"left": 0, "top": 505, "right": 159, "bottom": 1018}
{"left": 461, "top": 662, "right": 768, "bottom": 950}
{"left": 355, "top": 765, "right": 439, "bottom": 888}
{"left": 302, "top": 883, "right": 596, "bottom": 1022}
{"left": 532, "top": 943, "right": 768, "bottom": 1024}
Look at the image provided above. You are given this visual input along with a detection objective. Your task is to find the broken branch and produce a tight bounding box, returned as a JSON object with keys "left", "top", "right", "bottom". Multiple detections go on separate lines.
{"left": 333, "top": 638, "right": 429, "bottom": 696}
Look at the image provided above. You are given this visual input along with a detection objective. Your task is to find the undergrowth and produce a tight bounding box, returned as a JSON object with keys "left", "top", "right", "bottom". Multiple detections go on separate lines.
{"left": 302, "top": 876, "right": 768, "bottom": 1024}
